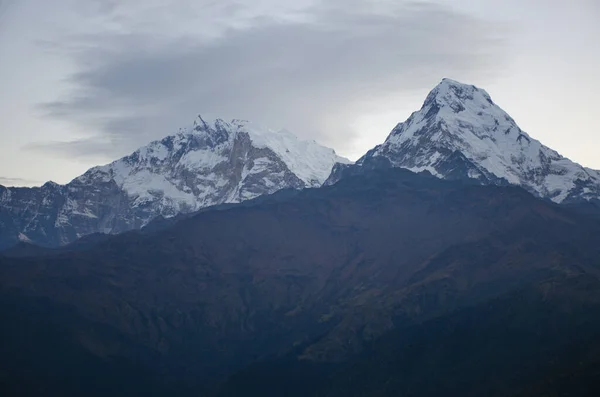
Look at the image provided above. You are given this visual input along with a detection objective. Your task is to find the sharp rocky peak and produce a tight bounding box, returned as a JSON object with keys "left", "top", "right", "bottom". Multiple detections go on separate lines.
{"left": 379, "top": 78, "right": 527, "bottom": 154}
{"left": 192, "top": 115, "right": 242, "bottom": 134}
{"left": 419, "top": 78, "right": 517, "bottom": 131}
{"left": 424, "top": 78, "right": 494, "bottom": 111}
{"left": 353, "top": 78, "right": 600, "bottom": 204}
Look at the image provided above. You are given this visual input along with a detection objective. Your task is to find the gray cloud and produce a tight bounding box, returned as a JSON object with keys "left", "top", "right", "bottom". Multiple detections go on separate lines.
{"left": 36, "top": 0, "right": 509, "bottom": 160}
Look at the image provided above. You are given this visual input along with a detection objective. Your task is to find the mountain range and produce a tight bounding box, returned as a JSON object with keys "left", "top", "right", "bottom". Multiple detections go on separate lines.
{"left": 2, "top": 79, "right": 600, "bottom": 250}
{"left": 2, "top": 79, "right": 600, "bottom": 396}
{"left": 3, "top": 79, "right": 600, "bottom": 250}
{"left": 0, "top": 118, "right": 349, "bottom": 249}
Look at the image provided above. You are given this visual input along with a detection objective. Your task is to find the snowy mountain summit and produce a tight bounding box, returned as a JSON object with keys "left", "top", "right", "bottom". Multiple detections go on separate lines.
{"left": 335, "top": 78, "right": 600, "bottom": 203}
{"left": 0, "top": 116, "right": 349, "bottom": 248}
{"left": 80, "top": 116, "right": 349, "bottom": 211}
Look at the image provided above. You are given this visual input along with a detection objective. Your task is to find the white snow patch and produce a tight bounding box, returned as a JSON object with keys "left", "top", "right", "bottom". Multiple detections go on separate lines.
{"left": 121, "top": 170, "right": 197, "bottom": 207}
{"left": 18, "top": 233, "right": 32, "bottom": 242}
{"left": 71, "top": 209, "right": 99, "bottom": 219}
{"left": 148, "top": 143, "right": 169, "bottom": 161}
{"left": 179, "top": 149, "right": 228, "bottom": 170}
{"left": 406, "top": 165, "right": 442, "bottom": 178}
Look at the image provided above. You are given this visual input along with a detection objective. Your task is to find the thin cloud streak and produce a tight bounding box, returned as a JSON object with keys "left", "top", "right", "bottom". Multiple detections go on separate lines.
{"left": 0, "top": 176, "right": 44, "bottom": 187}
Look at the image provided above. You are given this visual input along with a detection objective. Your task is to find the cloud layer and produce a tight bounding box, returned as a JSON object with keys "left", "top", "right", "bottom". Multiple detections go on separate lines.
{"left": 34, "top": 0, "right": 508, "bottom": 161}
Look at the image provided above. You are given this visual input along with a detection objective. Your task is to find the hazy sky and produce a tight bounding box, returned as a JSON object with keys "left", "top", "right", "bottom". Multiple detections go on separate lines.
{"left": 0, "top": 0, "right": 598, "bottom": 186}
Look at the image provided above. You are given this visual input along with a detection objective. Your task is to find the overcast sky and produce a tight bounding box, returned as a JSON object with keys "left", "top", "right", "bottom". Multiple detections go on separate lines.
{"left": 0, "top": 0, "right": 598, "bottom": 186}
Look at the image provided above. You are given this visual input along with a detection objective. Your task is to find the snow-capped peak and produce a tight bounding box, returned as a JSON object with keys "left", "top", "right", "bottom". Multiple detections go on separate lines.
{"left": 358, "top": 78, "right": 600, "bottom": 203}
{"left": 74, "top": 115, "right": 350, "bottom": 221}
{"left": 422, "top": 78, "right": 500, "bottom": 119}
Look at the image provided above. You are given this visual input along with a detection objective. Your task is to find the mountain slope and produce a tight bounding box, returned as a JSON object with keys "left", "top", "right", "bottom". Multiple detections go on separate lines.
{"left": 2, "top": 169, "right": 600, "bottom": 396}
{"left": 328, "top": 78, "right": 600, "bottom": 203}
{"left": 216, "top": 275, "right": 600, "bottom": 397}
{"left": 0, "top": 116, "right": 349, "bottom": 248}
{"left": 318, "top": 274, "right": 600, "bottom": 397}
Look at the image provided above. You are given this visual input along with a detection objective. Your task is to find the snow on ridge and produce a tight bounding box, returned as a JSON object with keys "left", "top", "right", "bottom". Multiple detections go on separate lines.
{"left": 242, "top": 122, "right": 351, "bottom": 186}
{"left": 187, "top": 116, "right": 352, "bottom": 186}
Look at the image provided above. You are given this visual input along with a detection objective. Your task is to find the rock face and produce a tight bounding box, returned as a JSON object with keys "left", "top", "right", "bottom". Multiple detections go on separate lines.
{"left": 328, "top": 78, "right": 600, "bottom": 203}
{"left": 0, "top": 117, "right": 350, "bottom": 248}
